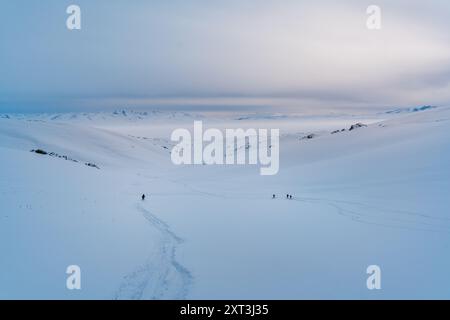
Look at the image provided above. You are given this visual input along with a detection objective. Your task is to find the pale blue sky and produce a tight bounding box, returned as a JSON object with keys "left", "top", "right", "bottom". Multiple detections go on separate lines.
{"left": 1, "top": 0, "right": 450, "bottom": 112}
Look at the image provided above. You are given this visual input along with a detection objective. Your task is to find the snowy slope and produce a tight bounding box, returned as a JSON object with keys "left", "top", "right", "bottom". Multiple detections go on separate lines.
{"left": 0, "top": 106, "right": 449, "bottom": 299}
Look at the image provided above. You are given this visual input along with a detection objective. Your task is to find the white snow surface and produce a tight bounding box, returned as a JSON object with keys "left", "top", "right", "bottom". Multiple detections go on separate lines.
{"left": 1, "top": 106, "right": 449, "bottom": 299}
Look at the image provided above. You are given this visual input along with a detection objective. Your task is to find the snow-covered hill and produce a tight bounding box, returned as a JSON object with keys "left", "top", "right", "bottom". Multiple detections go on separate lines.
{"left": 1, "top": 106, "right": 449, "bottom": 299}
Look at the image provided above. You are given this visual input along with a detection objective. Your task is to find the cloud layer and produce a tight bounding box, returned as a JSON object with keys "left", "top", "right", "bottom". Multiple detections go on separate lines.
{"left": 1, "top": 0, "right": 449, "bottom": 112}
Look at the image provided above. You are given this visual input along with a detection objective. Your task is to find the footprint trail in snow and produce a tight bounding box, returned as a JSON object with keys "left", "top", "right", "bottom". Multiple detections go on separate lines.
{"left": 114, "top": 204, "right": 193, "bottom": 300}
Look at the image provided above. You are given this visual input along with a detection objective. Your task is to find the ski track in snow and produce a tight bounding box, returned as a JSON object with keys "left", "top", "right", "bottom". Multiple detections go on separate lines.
{"left": 149, "top": 178, "right": 450, "bottom": 234}
{"left": 291, "top": 196, "right": 450, "bottom": 233}
{"left": 138, "top": 173, "right": 450, "bottom": 234}
{"left": 114, "top": 204, "right": 193, "bottom": 300}
{"left": 176, "top": 177, "right": 450, "bottom": 233}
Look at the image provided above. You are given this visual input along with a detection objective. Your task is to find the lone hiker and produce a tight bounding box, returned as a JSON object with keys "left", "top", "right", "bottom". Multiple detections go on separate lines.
{"left": 142, "top": 194, "right": 146, "bottom": 201}
{"left": 272, "top": 194, "right": 276, "bottom": 199}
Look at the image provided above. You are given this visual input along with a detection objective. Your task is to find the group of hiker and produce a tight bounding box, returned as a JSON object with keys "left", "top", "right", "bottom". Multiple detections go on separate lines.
{"left": 143, "top": 193, "right": 294, "bottom": 201}
{"left": 272, "top": 194, "right": 293, "bottom": 200}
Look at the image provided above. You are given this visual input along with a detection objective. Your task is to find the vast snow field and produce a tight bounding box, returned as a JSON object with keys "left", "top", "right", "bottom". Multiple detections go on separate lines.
{"left": 1, "top": 106, "right": 449, "bottom": 299}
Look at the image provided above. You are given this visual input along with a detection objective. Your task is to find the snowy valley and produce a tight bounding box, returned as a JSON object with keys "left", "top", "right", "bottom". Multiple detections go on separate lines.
{"left": 1, "top": 106, "right": 449, "bottom": 299}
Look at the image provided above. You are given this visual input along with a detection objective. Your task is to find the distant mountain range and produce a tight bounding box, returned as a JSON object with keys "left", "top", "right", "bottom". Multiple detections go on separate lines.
{"left": 383, "top": 105, "right": 437, "bottom": 114}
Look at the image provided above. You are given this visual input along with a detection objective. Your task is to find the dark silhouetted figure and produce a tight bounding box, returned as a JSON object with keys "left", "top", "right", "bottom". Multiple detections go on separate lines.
{"left": 272, "top": 194, "right": 276, "bottom": 199}
{"left": 286, "top": 194, "right": 289, "bottom": 199}
{"left": 142, "top": 194, "right": 146, "bottom": 201}
{"left": 290, "top": 195, "right": 293, "bottom": 200}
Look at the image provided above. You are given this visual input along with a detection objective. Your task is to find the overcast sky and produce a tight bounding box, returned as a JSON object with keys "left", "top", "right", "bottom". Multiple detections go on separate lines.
{"left": 1, "top": 0, "right": 450, "bottom": 112}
